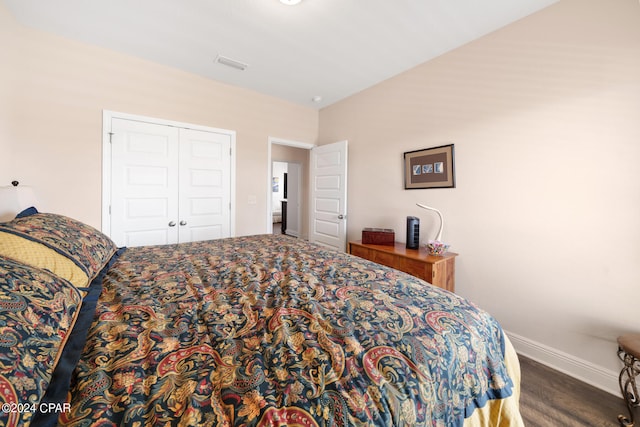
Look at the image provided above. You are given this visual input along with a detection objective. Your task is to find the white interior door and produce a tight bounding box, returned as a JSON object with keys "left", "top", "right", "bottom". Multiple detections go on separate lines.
{"left": 110, "top": 118, "right": 180, "bottom": 247}
{"left": 178, "top": 128, "right": 231, "bottom": 242}
{"left": 309, "top": 140, "right": 348, "bottom": 250}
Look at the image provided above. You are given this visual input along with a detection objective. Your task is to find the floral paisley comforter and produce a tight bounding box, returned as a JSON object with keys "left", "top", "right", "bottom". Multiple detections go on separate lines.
{"left": 60, "top": 234, "right": 523, "bottom": 427}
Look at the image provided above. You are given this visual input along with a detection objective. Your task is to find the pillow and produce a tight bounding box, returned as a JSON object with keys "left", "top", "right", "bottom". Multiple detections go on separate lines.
{"left": 0, "top": 256, "right": 82, "bottom": 427}
{"left": 0, "top": 212, "right": 118, "bottom": 286}
{"left": 0, "top": 232, "right": 89, "bottom": 288}
{"left": 29, "top": 247, "right": 125, "bottom": 427}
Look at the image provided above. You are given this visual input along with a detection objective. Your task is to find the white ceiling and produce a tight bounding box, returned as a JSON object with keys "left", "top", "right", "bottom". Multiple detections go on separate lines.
{"left": 4, "top": 0, "right": 559, "bottom": 109}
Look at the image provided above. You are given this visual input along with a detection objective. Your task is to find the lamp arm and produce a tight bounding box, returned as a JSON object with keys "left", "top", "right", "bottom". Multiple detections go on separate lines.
{"left": 416, "top": 203, "right": 444, "bottom": 242}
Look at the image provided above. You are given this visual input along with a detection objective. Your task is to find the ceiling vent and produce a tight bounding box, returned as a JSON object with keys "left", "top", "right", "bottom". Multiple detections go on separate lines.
{"left": 214, "top": 55, "right": 248, "bottom": 71}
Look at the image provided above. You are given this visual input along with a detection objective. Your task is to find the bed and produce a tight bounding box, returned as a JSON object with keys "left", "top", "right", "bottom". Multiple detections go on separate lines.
{"left": 0, "top": 211, "right": 524, "bottom": 427}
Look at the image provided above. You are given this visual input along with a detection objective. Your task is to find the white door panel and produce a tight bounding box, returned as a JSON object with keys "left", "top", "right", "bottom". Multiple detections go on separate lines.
{"left": 309, "top": 140, "right": 348, "bottom": 251}
{"left": 179, "top": 128, "right": 231, "bottom": 243}
{"left": 315, "top": 197, "right": 340, "bottom": 214}
{"left": 181, "top": 224, "right": 224, "bottom": 243}
{"left": 125, "top": 229, "right": 173, "bottom": 247}
{"left": 111, "top": 118, "right": 180, "bottom": 247}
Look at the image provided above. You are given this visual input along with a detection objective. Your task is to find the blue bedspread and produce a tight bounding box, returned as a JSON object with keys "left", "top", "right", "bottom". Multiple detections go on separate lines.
{"left": 61, "top": 234, "right": 517, "bottom": 426}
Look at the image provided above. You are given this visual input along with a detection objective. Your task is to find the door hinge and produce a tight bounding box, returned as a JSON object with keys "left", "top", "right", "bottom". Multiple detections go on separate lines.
{"left": 108, "top": 132, "right": 114, "bottom": 143}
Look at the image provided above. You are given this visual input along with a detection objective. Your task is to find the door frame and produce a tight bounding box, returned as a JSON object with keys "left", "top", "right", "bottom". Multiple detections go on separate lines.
{"left": 102, "top": 110, "right": 237, "bottom": 237}
{"left": 266, "top": 137, "right": 315, "bottom": 235}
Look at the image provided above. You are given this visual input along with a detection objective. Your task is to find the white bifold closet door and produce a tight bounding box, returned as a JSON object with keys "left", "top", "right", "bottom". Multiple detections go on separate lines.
{"left": 109, "top": 118, "right": 231, "bottom": 247}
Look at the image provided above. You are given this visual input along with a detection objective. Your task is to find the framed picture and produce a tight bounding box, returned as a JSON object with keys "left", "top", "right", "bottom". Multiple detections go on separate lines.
{"left": 404, "top": 144, "right": 455, "bottom": 189}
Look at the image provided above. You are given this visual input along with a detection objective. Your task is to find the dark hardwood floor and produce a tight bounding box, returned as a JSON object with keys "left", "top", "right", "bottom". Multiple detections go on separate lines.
{"left": 519, "top": 355, "right": 629, "bottom": 427}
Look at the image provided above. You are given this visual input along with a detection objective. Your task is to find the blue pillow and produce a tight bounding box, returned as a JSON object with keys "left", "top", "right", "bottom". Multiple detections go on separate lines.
{"left": 29, "top": 247, "right": 125, "bottom": 427}
{"left": 16, "top": 206, "right": 39, "bottom": 218}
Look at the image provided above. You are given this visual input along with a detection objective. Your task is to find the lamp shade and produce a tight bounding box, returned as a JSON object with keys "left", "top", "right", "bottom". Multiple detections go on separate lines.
{"left": 0, "top": 184, "right": 37, "bottom": 222}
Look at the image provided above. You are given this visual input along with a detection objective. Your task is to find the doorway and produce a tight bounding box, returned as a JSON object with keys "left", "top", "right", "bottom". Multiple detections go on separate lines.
{"left": 267, "top": 138, "right": 314, "bottom": 238}
{"left": 267, "top": 138, "right": 349, "bottom": 250}
{"left": 271, "top": 161, "right": 302, "bottom": 237}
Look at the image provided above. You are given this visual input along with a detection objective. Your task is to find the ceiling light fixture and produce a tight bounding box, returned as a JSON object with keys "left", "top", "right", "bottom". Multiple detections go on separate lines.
{"left": 311, "top": 95, "right": 322, "bottom": 103}
{"left": 279, "top": 0, "right": 302, "bottom": 5}
{"left": 214, "top": 54, "right": 248, "bottom": 71}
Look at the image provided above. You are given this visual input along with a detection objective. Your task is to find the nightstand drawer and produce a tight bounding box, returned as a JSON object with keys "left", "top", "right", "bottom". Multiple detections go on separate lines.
{"left": 401, "top": 258, "right": 432, "bottom": 282}
{"left": 348, "top": 244, "right": 371, "bottom": 259}
{"left": 348, "top": 241, "right": 457, "bottom": 292}
{"left": 371, "top": 251, "right": 398, "bottom": 268}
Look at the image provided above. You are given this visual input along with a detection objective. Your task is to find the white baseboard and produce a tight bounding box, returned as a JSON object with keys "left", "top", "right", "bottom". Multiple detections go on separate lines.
{"left": 506, "top": 330, "right": 620, "bottom": 397}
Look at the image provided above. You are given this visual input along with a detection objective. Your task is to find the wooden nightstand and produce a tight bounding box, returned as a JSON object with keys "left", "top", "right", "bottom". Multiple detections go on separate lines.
{"left": 348, "top": 240, "right": 457, "bottom": 292}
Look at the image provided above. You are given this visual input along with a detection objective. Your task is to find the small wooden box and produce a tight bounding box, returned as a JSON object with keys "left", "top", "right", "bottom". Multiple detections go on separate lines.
{"left": 362, "top": 228, "right": 395, "bottom": 245}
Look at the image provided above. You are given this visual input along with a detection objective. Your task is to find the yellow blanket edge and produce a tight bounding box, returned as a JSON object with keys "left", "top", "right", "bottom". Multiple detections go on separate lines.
{"left": 463, "top": 334, "right": 525, "bottom": 427}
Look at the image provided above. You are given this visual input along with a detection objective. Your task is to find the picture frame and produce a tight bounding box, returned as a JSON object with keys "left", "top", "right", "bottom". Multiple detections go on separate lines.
{"left": 404, "top": 144, "right": 455, "bottom": 189}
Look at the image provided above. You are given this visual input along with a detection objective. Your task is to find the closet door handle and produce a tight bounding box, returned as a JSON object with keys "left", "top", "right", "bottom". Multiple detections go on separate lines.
{"left": 180, "top": 220, "right": 187, "bottom": 226}
{"left": 168, "top": 221, "right": 176, "bottom": 227}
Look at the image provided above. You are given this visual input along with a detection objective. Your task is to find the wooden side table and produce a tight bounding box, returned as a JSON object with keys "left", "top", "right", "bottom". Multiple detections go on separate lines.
{"left": 348, "top": 240, "right": 457, "bottom": 292}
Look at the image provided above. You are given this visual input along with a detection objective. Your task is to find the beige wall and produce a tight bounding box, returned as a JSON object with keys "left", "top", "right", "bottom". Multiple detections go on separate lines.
{"left": 0, "top": 5, "right": 19, "bottom": 181}
{"left": 319, "top": 0, "right": 640, "bottom": 393}
{"left": 3, "top": 4, "right": 318, "bottom": 234}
